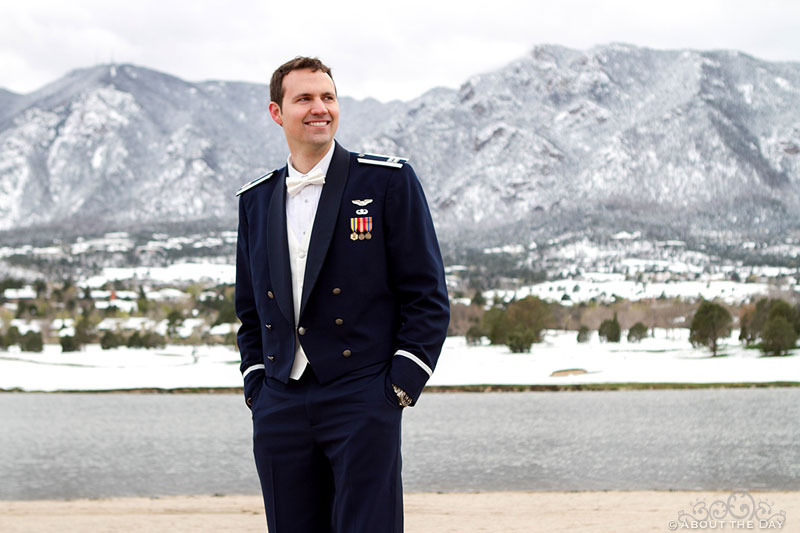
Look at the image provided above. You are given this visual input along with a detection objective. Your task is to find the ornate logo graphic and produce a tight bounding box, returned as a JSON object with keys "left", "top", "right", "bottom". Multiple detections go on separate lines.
{"left": 668, "top": 490, "right": 787, "bottom": 530}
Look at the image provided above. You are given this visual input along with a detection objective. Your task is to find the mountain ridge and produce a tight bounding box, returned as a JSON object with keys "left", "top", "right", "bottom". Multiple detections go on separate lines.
{"left": 2, "top": 44, "right": 800, "bottom": 248}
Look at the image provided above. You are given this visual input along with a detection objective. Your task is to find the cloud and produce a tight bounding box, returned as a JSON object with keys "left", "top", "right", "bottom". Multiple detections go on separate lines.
{"left": 2, "top": 0, "right": 800, "bottom": 101}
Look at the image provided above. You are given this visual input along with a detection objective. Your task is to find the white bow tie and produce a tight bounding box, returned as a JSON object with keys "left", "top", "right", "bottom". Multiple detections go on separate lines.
{"left": 286, "top": 170, "right": 325, "bottom": 196}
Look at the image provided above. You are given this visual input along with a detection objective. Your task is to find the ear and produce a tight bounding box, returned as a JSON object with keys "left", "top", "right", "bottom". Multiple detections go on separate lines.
{"left": 268, "top": 101, "right": 283, "bottom": 126}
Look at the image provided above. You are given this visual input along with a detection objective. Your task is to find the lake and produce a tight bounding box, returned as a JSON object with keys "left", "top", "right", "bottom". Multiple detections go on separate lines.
{"left": 1, "top": 388, "right": 798, "bottom": 499}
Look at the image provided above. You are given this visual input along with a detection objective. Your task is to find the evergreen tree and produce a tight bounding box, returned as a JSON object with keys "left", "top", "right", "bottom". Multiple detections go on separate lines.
{"left": 214, "top": 295, "right": 237, "bottom": 326}
{"left": 20, "top": 331, "right": 44, "bottom": 352}
{"left": 5, "top": 326, "right": 21, "bottom": 346}
{"left": 33, "top": 279, "right": 47, "bottom": 299}
{"left": 167, "top": 309, "right": 184, "bottom": 338}
{"left": 465, "top": 325, "right": 484, "bottom": 346}
{"left": 480, "top": 307, "right": 509, "bottom": 345}
{"left": 627, "top": 322, "right": 648, "bottom": 343}
{"left": 470, "top": 290, "right": 486, "bottom": 307}
{"left": 767, "top": 299, "right": 794, "bottom": 323}
{"left": 503, "top": 296, "right": 551, "bottom": 353}
{"left": 576, "top": 325, "right": 591, "bottom": 343}
{"left": 142, "top": 331, "right": 166, "bottom": 349}
{"left": 760, "top": 316, "right": 797, "bottom": 356}
{"left": 598, "top": 313, "right": 621, "bottom": 343}
{"left": 740, "top": 298, "right": 797, "bottom": 346}
{"left": 743, "top": 298, "right": 774, "bottom": 344}
{"left": 127, "top": 331, "right": 143, "bottom": 348}
{"left": 689, "top": 301, "right": 732, "bottom": 357}
{"left": 100, "top": 330, "right": 125, "bottom": 350}
{"left": 60, "top": 336, "right": 81, "bottom": 352}
{"left": 506, "top": 330, "right": 537, "bottom": 353}
{"left": 137, "top": 286, "right": 150, "bottom": 314}
{"left": 74, "top": 316, "right": 96, "bottom": 344}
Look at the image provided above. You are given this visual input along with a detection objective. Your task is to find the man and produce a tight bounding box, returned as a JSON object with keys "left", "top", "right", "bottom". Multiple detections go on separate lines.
{"left": 234, "top": 56, "right": 450, "bottom": 532}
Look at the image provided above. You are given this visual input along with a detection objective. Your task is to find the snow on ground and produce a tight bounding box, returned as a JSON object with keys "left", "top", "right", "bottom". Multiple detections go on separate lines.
{"left": 487, "top": 278, "right": 792, "bottom": 305}
{"left": 430, "top": 330, "right": 799, "bottom": 386}
{"left": 0, "top": 345, "right": 242, "bottom": 392}
{"left": 1, "top": 329, "right": 798, "bottom": 392}
{"left": 82, "top": 263, "right": 236, "bottom": 287}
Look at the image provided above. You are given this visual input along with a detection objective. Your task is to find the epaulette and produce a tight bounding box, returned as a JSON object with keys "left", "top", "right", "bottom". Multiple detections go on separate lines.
{"left": 235, "top": 171, "right": 274, "bottom": 196}
{"left": 356, "top": 152, "right": 409, "bottom": 169}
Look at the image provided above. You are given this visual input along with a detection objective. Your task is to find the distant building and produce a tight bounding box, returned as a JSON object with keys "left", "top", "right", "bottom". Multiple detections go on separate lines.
{"left": 3, "top": 287, "right": 37, "bottom": 300}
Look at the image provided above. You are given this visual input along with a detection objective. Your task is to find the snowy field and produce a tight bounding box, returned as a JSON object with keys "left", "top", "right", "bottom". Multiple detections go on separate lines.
{"left": 1, "top": 329, "right": 798, "bottom": 392}
{"left": 488, "top": 276, "right": 794, "bottom": 305}
{"left": 82, "top": 262, "right": 236, "bottom": 287}
{"left": 432, "top": 330, "right": 800, "bottom": 386}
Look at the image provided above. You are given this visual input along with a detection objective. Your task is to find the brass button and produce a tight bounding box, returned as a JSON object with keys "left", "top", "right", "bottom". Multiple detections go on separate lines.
{"left": 332, "top": 288, "right": 341, "bottom": 295}
{"left": 298, "top": 327, "right": 306, "bottom": 335}
{"left": 335, "top": 318, "right": 344, "bottom": 326}
{"left": 267, "top": 355, "right": 275, "bottom": 361}
{"left": 342, "top": 349, "right": 352, "bottom": 357}
{"left": 265, "top": 323, "right": 272, "bottom": 330}
{"left": 267, "top": 290, "right": 274, "bottom": 299}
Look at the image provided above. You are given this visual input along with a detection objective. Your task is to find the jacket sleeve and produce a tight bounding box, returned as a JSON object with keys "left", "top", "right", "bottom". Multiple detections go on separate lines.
{"left": 235, "top": 195, "right": 265, "bottom": 408}
{"left": 385, "top": 164, "right": 450, "bottom": 405}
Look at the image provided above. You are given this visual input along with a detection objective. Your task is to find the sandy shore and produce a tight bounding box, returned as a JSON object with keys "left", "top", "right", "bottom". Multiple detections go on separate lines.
{"left": 1, "top": 491, "right": 797, "bottom": 532}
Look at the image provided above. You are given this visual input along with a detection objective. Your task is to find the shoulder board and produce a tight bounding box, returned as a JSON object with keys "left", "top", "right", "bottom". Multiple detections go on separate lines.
{"left": 356, "top": 152, "right": 409, "bottom": 169}
{"left": 235, "top": 171, "right": 274, "bottom": 196}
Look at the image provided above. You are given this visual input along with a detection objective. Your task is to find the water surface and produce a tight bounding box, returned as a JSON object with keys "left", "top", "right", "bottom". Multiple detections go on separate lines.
{"left": 1, "top": 388, "right": 798, "bottom": 499}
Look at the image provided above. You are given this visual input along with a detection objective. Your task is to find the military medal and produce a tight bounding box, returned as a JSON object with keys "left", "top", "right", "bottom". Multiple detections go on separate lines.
{"left": 349, "top": 216, "right": 373, "bottom": 241}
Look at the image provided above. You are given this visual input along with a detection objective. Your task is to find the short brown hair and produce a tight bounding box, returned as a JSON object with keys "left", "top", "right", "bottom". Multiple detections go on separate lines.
{"left": 269, "top": 56, "right": 334, "bottom": 108}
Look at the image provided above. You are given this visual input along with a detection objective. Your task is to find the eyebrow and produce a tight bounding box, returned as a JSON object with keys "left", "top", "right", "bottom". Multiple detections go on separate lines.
{"left": 293, "top": 91, "right": 336, "bottom": 100}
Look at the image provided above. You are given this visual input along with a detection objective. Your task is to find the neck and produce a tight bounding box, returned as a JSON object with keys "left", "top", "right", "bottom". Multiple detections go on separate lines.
{"left": 289, "top": 142, "right": 333, "bottom": 174}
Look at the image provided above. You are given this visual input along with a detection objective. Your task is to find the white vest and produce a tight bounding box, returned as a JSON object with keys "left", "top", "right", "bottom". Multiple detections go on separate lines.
{"left": 287, "top": 222, "right": 313, "bottom": 379}
{"left": 284, "top": 143, "right": 334, "bottom": 380}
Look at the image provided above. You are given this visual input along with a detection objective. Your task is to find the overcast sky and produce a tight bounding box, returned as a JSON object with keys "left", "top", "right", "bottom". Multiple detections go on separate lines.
{"left": 2, "top": 0, "right": 800, "bottom": 102}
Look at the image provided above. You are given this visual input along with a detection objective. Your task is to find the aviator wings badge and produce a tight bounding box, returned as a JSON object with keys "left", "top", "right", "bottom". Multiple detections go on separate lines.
{"left": 352, "top": 199, "right": 373, "bottom": 207}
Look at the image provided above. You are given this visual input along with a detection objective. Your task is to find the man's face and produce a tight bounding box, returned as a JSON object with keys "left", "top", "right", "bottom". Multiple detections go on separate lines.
{"left": 269, "top": 68, "right": 339, "bottom": 155}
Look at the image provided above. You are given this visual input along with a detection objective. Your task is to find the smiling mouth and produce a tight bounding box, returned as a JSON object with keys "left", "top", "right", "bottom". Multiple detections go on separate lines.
{"left": 306, "top": 121, "right": 329, "bottom": 126}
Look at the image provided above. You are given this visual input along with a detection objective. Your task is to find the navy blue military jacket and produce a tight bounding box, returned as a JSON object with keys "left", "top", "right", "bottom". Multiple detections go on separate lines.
{"left": 235, "top": 141, "right": 450, "bottom": 405}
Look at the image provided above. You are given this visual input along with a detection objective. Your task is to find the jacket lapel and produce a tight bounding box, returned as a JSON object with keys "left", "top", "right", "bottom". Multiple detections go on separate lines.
{"left": 265, "top": 167, "right": 295, "bottom": 326}
{"left": 300, "top": 142, "right": 350, "bottom": 315}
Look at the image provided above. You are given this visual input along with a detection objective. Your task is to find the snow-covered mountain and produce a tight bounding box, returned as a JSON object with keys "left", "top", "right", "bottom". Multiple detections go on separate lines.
{"left": 0, "top": 89, "right": 20, "bottom": 114}
{"left": 2, "top": 44, "right": 799, "bottom": 246}
{"left": 361, "top": 44, "right": 800, "bottom": 244}
{"left": 0, "top": 64, "right": 398, "bottom": 237}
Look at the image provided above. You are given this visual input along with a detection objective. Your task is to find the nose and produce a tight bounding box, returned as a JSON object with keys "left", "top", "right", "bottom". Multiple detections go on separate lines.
{"left": 310, "top": 97, "right": 327, "bottom": 114}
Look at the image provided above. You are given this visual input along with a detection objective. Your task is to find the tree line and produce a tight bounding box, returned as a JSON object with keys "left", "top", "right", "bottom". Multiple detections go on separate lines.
{"left": 0, "top": 277, "right": 237, "bottom": 353}
{"left": 464, "top": 295, "right": 798, "bottom": 357}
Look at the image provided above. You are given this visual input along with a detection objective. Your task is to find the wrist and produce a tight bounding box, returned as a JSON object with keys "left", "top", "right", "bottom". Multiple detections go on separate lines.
{"left": 392, "top": 384, "right": 413, "bottom": 407}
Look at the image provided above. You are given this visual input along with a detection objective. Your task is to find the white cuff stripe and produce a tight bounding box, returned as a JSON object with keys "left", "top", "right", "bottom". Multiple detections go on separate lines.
{"left": 242, "top": 364, "right": 265, "bottom": 379}
{"left": 395, "top": 350, "right": 433, "bottom": 377}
